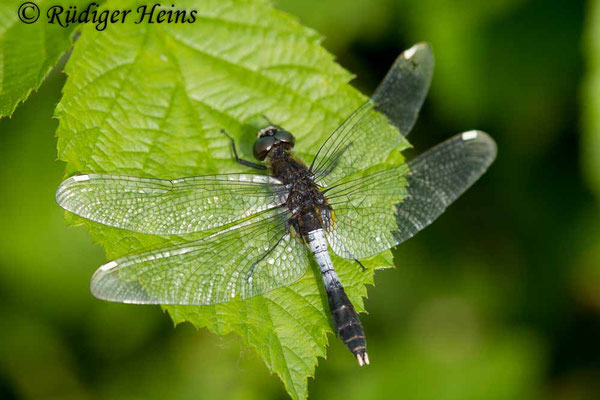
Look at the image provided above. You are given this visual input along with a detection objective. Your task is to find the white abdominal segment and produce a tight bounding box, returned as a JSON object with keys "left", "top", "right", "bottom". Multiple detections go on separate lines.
{"left": 306, "top": 229, "right": 339, "bottom": 290}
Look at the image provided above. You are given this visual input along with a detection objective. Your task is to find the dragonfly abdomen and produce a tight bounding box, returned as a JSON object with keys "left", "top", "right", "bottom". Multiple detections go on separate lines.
{"left": 305, "top": 229, "right": 369, "bottom": 366}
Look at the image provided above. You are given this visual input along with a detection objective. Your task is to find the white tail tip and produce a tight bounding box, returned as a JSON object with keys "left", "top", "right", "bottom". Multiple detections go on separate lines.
{"left": 356, "top": 352, "right": 370, "bottom": 366}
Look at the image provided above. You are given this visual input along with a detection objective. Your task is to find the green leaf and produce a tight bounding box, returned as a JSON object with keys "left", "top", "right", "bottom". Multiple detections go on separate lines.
{"left": 0, "top": 0, "right": 83, "bottom": 118}
{"left": 583, "top": 0, "right": 600, "bottom": 197}
{"left": 56, "top": 0, "right": 404, "bottom": 398}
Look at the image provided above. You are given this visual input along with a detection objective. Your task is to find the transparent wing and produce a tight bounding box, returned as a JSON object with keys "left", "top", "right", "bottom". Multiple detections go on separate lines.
{"left": 371, "top": 42, "right": 434, "bottom": 136}
{"left": 310, "top": 43, "right": 434, "bottom": 187}
{"left": 56, "top": 173, "right": 287, "bottom": 235}
{"left": 323, "top": 166, "right": 409, "bottom": 259}
{"left": 324, "top": 131, "right": 497, "bottom": 259}
{"left": 91, "top": 207, "right": 310, "bottom": 305}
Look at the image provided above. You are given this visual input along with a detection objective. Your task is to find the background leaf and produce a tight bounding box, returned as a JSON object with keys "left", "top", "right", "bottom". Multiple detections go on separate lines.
{"left": 55, "top": 0, "right": 404, "bottom": 398}
{"left": 0, "top": 0, "right": 87, "bottom": 118}
{"left": 583, "top": 0, "right": 600, "bottom": 197}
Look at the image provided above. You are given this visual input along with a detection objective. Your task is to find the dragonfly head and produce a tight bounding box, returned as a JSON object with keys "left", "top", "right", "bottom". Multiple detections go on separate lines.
{"left": 253, "top": 125, "right": 296, "bottom": 160}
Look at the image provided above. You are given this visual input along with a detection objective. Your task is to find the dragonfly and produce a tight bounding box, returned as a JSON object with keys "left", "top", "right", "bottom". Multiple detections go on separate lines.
{"left": 55, "top": 43, "right": 496, "bottom": 366}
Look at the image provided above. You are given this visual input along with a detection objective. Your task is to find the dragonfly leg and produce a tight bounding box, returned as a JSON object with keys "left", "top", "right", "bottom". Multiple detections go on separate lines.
{"left": 354, "top": 259, "right": 366, "bottom": 272}
{"left": 246, "top": 234, "right": 287, "bottom": 282}
{"left": 261, "top": 114, "right": 275, "bottom": 126}
{"left": 220, "top": 129, "right": 267, "bottom": 170}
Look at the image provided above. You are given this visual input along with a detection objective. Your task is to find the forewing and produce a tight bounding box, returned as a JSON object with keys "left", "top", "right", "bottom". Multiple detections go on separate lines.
{"left": 310, "top": 43, "right": 433, "bottom": 187}
{"left": 56, "top": 173, "right": 287, "bottom": 235}
{"left": 90, "top": 208, "right": 310, "bottom": 305}
{"left": 324, "top": 131, "right": 497, "bottom": 259}
{"left": 372, "top": 42, "right": 434, "bottom": 136}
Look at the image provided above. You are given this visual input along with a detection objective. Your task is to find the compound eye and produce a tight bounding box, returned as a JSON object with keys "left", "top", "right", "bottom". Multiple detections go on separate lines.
{"left": 253, "top": 136, "right": 275, "bottom": 160}
{"left": 274, "top": 130, "right": 295, "bottom": 146}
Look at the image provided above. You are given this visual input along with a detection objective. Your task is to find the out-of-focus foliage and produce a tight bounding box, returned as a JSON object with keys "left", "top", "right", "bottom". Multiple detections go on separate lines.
{"left": 1, "top": 0, "right": 599, "bottom": 399}
{"left": 574, "top": 0, "right": 600, "bottom": 361}
{"left": 583, "top": 0, "right": 600, "bottom": 198}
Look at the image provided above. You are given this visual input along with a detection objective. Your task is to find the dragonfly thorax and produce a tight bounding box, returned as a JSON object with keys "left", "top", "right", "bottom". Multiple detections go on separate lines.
{"left": 286, "top": 178, "right": 324, "bottom": 211}
{"left": 259, "top": 137, "right": 328, "bottom": 232}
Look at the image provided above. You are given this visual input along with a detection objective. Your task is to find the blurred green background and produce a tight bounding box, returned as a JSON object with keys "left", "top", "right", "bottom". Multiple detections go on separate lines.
{"left": 1, "top": 0, "right": 599, "bottom": 398}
